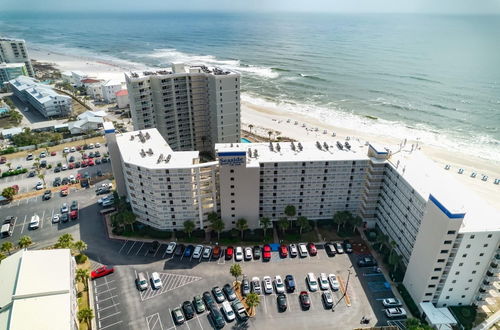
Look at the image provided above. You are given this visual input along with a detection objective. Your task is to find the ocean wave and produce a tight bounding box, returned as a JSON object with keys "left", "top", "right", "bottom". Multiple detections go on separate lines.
{"left": 405, "top": 75, "right": 441, "bottom": 84}
{"left": 272, "top": 67, "right": 291, "bottom": 72}
{"left": 430, "top": 103, "right": 458, "bottom": 111}
{"left": 139, "top": 48, "right": 279, "bottom": 79}
{"left": 299, "top": 74, "right": 328, "bottom": 82}
{"left": 240, "top": 93, "right": 500, "bottom": 162}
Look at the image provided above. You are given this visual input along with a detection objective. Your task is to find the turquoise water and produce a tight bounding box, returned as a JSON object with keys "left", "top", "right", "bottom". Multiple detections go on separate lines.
{"left": 0, "top": 12, "right": 498, "bottom": 160}
{"left": 240, "top": 138, "right": 251, "bottom": 143}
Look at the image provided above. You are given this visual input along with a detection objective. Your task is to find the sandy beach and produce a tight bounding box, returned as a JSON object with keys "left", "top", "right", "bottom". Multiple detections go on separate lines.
{"left": 30, "top": 49, "right": 500, "bottom": 205}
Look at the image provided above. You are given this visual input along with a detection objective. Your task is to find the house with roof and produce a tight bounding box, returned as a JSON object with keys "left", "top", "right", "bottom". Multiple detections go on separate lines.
{"left": 61, "top": 70, "right": 88, "bottom": 87}
{"left": 116, "top": 89, "right": 129, "bottom": 109}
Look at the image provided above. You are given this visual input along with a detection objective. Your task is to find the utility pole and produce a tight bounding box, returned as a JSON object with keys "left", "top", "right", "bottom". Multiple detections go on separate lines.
{"left": 332, "top": 269, "right": 352, "bottom": 312}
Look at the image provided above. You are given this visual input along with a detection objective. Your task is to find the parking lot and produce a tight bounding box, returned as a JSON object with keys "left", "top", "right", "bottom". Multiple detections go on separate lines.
{"left": 91, "top": 242, "right": 402, "bottom": 330}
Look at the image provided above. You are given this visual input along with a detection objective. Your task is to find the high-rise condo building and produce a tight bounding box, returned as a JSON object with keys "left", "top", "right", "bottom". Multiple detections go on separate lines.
{"left": 125, "top": 63, "right": 240, "bottom": 153}
{"left": 0, "top": 37, "right": 35, "bottom": 77}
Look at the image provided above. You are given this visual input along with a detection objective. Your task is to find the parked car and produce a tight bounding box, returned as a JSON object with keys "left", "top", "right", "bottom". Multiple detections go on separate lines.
{"left": 289, "top": 244, "right": 298, "bottom": 257}
{"left": 253, "top": 245, "right": 261, "bottom": 259}
{"left": 209, "top": 304, "right": 225, "bottom": 329}
{"left": 299, "top": 291, "right": 311, "bottom": 310}
{"left": 203, "top": 291, "right": 215, "bottom": 308}
{"left": 35, "top": 181, "right": 44, "bottom": 190}
{"left": 357, "top": 255, "right": 378, "bottom": 267}
{"left": 319, "top": 273, "right": 329, "bottom": 290}
{"left": 42, "top": 190, "right": 52, "bottom": 201}
{"left": 202, "top": 246, "right": 212, "bottom": 259}
{"left": 193, "top": 295, "right": 206, "bottom": 313}
{"left": 298, "top": 243, "right": 308, "bottom": 257}
{"left": 251, "top": 276, "right": 261, "bottom": 294}
{"left": 285, "top": 274, "right": 296, "bottom": 293}
{"left": 241, "top": 275, "right": 250, "bottom": 296}
{"left": 174, "top": 244, "right": 185, "bottom": 256}
{"left": 29, "top": 214, "right": 40, "bottom": 230}
{"left": 52, "top": 214, "right": 60, "bottom": 223}
{"left": 322, "top": 291, "right": 334, "bottom": 308}
{"left": 325, "top": 242, "right": 337, "bottom": 257}
{"left": 61, "top": 203, "right": 69, "bottom": 213}
{"left": 221, "top": 300, "right": 235, "bottom": 322}
{"left": 307, "top": 242, "right": 317, "bottom": 256}
{"left": 91, "top": 266, "right": 114, "bottom": 279}
{"left": 244, "top": 247, "right": 252, "bottom": 260}
{"left": 28, "top": 171, "right": 36, "bottom": 177}
{"left": 223, "top": 283, "right": 237, "bottom": 301}
{"left": 274, "top": 275, "right": 285, "bottom": 294}
{"left": 26, "top": 153, "right": 33, "bottom": 160}
{"left": 212, "top": 245, "right": 221, "bottom": 259}
{"left": 212, "top": 286, "right": 225, "bottom": 303}
{"left": 306, "top": 272, "right": 319, "bottom": 291}
{"left": 279, "top": 244, "right": 288, "bottom": 258}
{"left": 171, "top": 307, "right": 185, "bottom": 325}
{"left": 234, "top": 246, "right": 243, "bottom": 261}
{"left": 343, "top": 240, "right": 353, "bottom": 253}
{"left": 0, "top": 156, "right": 7, "bottom": 164}
{"left": 151, "top": 272, "right": 162, "bottom": 289}
{"left": 334, "top": 242, "right": 344, "bottom": 254}
{"left": 382, "top": 298, "right": 402, "bottom": 307}
{"left": 277, "top": 293, "right": 287, "bottom": 312}
{"left": 182, "top": 301, "right": 195, "bottom": 320}
{"left": 225, "top": 246, "right": 234, "bottom": 260}
{"left": 70, "top": 200, "right": 78, "bottom": 211}
{"left": 263, "top": 276, "right": 273, "bottom": 294}
{"left": 50, "top": 151, "right": 57, "bottom": 156}
{"left": 262, "top": 244, "right": 272, "bottom": 261}
{"left": 193, "top": 245, "right": 203, "bottom": 259}
{"left": 232, "top": 299, "right": 249, "bottom": 321}
{"left": 60, "top": 213, "right": 69, "bottom": 223}
{"left": 328, "top": 274, "right": 340, "bottom": 291}
{"left": 184, "top": 244, "right": 194, "bottom": 257}
{"left": 136, "top": 272, "right": 148, "bottom": 291}
{"left": 385, "top": 307, "right": 407, "bottom": 318}
{"left": 166, "top": 242, "right": 176, "bottom": 254}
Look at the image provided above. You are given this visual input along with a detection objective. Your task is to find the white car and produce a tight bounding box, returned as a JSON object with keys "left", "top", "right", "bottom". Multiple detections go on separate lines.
{"left": 274, "top": 275, "right": 285, "bottom": 294}
{"left": 166, "top": 242, "right": 176, "bottom": 254}
{"left": 151, "top": 272, "right": 162, "bottom": 289}
{"left": 262, "top": 276, "right": 273, "bottom": 294}
{"left": 95, "top": 142, "right": 101, "bottom": 148}
{"left": 98, "top": 195, "right": 114, "bottom": 205}
{"left": 35, "top": 182, "right": 44, "bottom": 190}
{"left": 70, "top": 147, "right": 76, "bottom": 152}
{"left": 202, "top": 246, "right": 212, "bottom": 259}
{"left": 61, "top": 203, "right": 69, "bottom": 213}
{"left": 385, "top": 307, "right": 407, "bottom": 318}
{"left": 52, "top": 214, "right": 60, "bottom": 223}
{"left": 306, "top": 272, "right": 319, "bottom": 292}
{"left": 193, "top": 245, "right": 203, "bottom": 259}
{"left": 328, "top": 274, "right": 340, "bottom": 291}
{"left": 39, "top": 152, "right": 46, "bottom": 158}
{"left": 251, "top": 276, "right": 261, "bottom": 294}
{"left": 101, "top": 200, "right": 114, "bottom": 207}
{"left": 382, "top": 298, "right": 402, "bottom": 307}
{"left": 29, "top": 214, "right": 40, "bottom": 229}
{"left": 298, "top": 243, "right": 308, "bottom": 257}
{"left": 63, "top": 147, "right": 70, "bottom": 153}
{"left": 69, "top": 175, "right": 76, "bottom": 183}
{"left": 289, "top": 244, "right": 298, "bottom": 256}
{"left": 319, "top": 273, "right": 329, "bottom": 290}
{"left": 61, "top": 164, "right": 68, "bottom": 170}
{"left": 235, "top": 246, "right": 243, "bottom": 261}
{"left": 244, "top": 247, "right": 252, "bottom": 260}
{"left": 88, "top": 143, "right": 95, "bottom": 149}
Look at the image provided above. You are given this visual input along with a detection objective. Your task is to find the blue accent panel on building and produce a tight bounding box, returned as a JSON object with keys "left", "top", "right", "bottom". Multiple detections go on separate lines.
{"left": 429, "top": 194, "right": 466, "bottom": 219}
{"left": 218, "top": 152, "right": 246, "bottom": 157}
{"left": 104, "top": 129, "right": 115, "bottom": 134}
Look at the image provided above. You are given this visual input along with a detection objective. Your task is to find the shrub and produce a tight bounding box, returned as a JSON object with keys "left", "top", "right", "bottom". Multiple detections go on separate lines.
{"left": 0, "top": 146, "right": 17, "bottom": 155}
{"left": 1, "top": 168, "right": 28, "bottom": 177}
{"left": 397, "top": 284, "right": 421, "bottom": 318}
{"left": 75, "top": 253, "right": 88, "bottom": 264}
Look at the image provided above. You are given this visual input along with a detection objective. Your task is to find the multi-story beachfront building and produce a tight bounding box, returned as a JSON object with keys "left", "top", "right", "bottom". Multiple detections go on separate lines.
{"left": 108, "top": 124, "right": 499, "bottom": 312}
{"left": 0, "top": 62, "right": 28, "bottom": 84}
{"left": 9, "top": 76, "right": 72, "bottom": 118}
{"left": 0, "top": 37, "right": 35, "bottom": 77}
{"left": 105, "top": 124, "right": 218, "bottom": 231}
{"left": 125, "top": 63, "right": 240, "bottom": 153}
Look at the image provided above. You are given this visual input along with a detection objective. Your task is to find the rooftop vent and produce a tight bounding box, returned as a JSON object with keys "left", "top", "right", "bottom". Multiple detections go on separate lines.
{"left": 157, "top": 153, "right": 164, "bottom": 164}
{"left": 298, "top": 142, "right": 303, "bottom": 151}
{"left": 165, "top": 154, "right": 171, "bottom": 163}
{"left": 276, "top": 143, "right": 281, "bottom": 152}
{"left": 336, "top": 141, "right": 344, "bottom": 150}
{"left": 269, "top": 142, "right": 274, "bottom": 151}
{"left": 323, "top": 142, "right": 329, "bottom": 150}
{"left": 291, "top": 142, "right": 296, "bottom": 151}
{"left": 230, "top": 143, "right": 234, "bottom": 147}
{"left": 253, "top": 149, "right": 258, "bottom": 158}
{"left": 345, "top": 141, "right": 351, "bottom": 150}
{"left": 316, "top": 141, "right": 322, "bottom": 150}
{"left": 145, "top": 132, "right": 150, "bottom": 140}
{"left": 147, "top": 148, "right": 153, "bottom": 155}
{"left": 130, "top": 135, "right": 135, "bottom": 141}
{"left": 140, "top": 149, "right": 146, "bottom": 157}
{"left": 248, "top": 148, "right": 252, "bottom": 157}
{"left": 138, "top": 131, "right": 146, "bottom": 143}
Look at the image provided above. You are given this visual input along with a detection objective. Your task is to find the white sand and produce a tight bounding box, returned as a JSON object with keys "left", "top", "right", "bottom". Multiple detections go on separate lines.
{"left": 30, "top": 49, "right": 500, "bottom": 205}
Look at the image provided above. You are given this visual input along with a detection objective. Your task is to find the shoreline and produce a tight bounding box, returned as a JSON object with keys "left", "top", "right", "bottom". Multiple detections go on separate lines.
{"left": 28, "top": 48, "right": 499, "bottom": 204}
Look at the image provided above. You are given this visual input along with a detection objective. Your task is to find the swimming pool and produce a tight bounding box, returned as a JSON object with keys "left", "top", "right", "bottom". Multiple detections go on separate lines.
{"left": 240, "top": 138, "right": 251, "bottom": 143}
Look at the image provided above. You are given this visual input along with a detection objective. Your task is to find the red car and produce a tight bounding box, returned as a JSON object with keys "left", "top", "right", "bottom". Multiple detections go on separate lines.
{"left": 225, "top": 246, "right": 234, "bottom": 260}
{"left": 263, "top": 244, "right": 272, "bottom": 261}
{"left": 212, "top": 245, "right": 221, "bottom": 259}
{"left": 82, "top": 153, "right": 88, "bottom": 159}
{"left": 0, "top": 157, "right": 6, "bottom": 164}
{"left": 91, "top": 266, "right": 114, "bottom": 280}
{"left": 76, "top": 145, "right": 82, "bottom": 151}
{"left": 68, "top": 163, "right": 75, "bottom": 169}
{"left": 299, "top": 291, "right": 311, "bottom": 309}
{"left": 50, "top": 151, "right": 57, "bottom": 156}
{"left": 88, "top": 159, "right": 95, "bottom": 166}
{"left": 279, "top": 244, "right": 288, "bottom": 258}
{"left": 307, "top": 243, "right": 317, "bottom": 256}
{"left": 81, "top": 161, "right": 88, "bottom": 168}
{"left": 70, "top": 210, "right": 78, "bottom": 220}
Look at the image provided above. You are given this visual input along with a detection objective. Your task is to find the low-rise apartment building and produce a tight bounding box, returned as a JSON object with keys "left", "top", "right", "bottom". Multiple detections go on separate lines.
{"left": 0, "top": 62, "right": 28, "bottom": 84}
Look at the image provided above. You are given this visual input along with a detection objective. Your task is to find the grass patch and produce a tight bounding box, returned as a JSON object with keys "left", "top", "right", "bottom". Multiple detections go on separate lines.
{"left": 397, "top": 283, "right": 421, "bottom": 318}
{"left": 278, "top": 230, "right": 317, "bottom": 243}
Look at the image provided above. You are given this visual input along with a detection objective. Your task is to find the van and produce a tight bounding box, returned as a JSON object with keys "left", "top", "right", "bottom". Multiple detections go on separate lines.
{"left": 209, "top": 305, "right": 226, "bottom": 328}
{"left": 306, "top": 272, "right": 318, "bottom": 292}
{"left": 136, "top": 272, "right": 148, "bottom": 291}
{"left": 221, "top": 301, "right": 235, "bottom": 322}
{"left": 1, "top": 223, "right": 13, "bottom": 238}
{"left": 298, "top": 243, "right": 308, "bottom": 258}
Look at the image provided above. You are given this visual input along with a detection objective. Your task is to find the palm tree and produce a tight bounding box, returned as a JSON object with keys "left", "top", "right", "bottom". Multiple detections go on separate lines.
{"left": 37, "top": 174, "right": 46, "bottom": 187}
{"left": 183, "top": 220, "right": 195, "bottom": 238}
{"left": 6, "top": 162, "right": 12, "bottom": 171}
{"left": 56, "top": 233, "right": 74, "bottom": 249}
{"left": 18, "top": 235, "right": 33, "bottom": 249}
{"left": 248, "top": 124, "right": 254, "bottom": 135}
{"left": 121, "top": 210, "right": 136, "bottom": 232}
{"left": 245, "top": 292, "right": 260, "bottom": 315}
{"left": 62, "top": 151, "right": 69, "bottom": 164}
{"left": 235, "top": 218, "right": 248, "bottom": 239}
{"left": 73, "top": 240, "right": 88, "bottom": 254}
{"left": 284, "top": 205, "right": 296, "bottom": 225}
{"left": 77, "top": 308, "right": 94, "bottom": 328}
{"left": 332, "top": 211, "right": 351, "bottom": 232}
{"left": 278, "top": 217, "right": 289, "bottom": 235}
{"left": 260, "top": 217, "right": 271, "bottom": 237}
{"left": 1, "top": 241, "right": 14, "bottom": 255}
{"left": 76, "top": 268, "right": 90, "bottom": 291}
{"left": 230, "top": 263, "right": 242, "bottom": 285}
{"left": 389, "top": 240, "right": 398, "bottom": 258}
{"left": 267, "top": 130, "right": 273, "bottom": 142}
{"left": 296, "top": 216, "right": 310, "bottom": 236}
{"left": 211, "top": 218, "right": 225, "bottom": 241}
{"left": 0, "top": 252, "right": 6, "bottom": 262}
{"left": 350, "top": 215, "right": 363, "bottom": 233}
{"left": 375, "top": 233, "right": 389, "bottom": 252}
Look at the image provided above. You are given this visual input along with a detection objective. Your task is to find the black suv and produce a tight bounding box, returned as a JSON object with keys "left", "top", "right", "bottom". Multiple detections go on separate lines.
{"left": 253, "top": 245, "right": 261, "bottom": 259}
{"left": 285, "top": 275, "right": 296, "bottom": 293}
{"left": 42, "top": 190, "right": 52, "bottom": 201}
{"left": 70, "top": 200, "right": 78, "bottom": 211}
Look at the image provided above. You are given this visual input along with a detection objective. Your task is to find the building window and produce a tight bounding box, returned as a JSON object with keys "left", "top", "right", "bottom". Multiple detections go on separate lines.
{"left": 448, "top": 288, "right": 453, "bottom": 291}
{"left": 462, "top": 254, "right": 467, "bottom": 258}
{"left": 444, "top": 240, "right": 452, "bottom": 245}
{"left": 479, "top": 253, "right": 484, "bottom": 256}
{"left": 472, "top": 271, "right": 476, "bottom": 274}
{"left": 455, "top": 272, "right": 459, "bottom": 275}
{"left": 428, "top": 285, "right": 436, "bottom": 288}
{"left": 470, "top": 235, "right": 475, "bottom": 239}
{"left": 483, "top": 244, "right": 488, "bottom": 247}
{"left": 434, "top": 268, "right": 442, "bottom": 271}
{"left": 447, "top": 230, "right": 456, "bottom": 235}
{"left": 466, "top": 244, "right": 471, "bottom": 248}
{"left": 440, "top": 250, "right": 449, "bottom": 254}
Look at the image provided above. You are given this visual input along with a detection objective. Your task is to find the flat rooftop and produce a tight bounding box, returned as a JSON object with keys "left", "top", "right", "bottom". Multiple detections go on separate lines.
{"left": 388, "top": 148, "right": 500, "bottom": 233}
{"left": 126, "top": 63, "right": 238, "bottom": 79}
{"left": 115, "top": 128, "right": 200, "bottom": 169}
{"left": 215, "top": 139, "right": 370, "bottom": 168}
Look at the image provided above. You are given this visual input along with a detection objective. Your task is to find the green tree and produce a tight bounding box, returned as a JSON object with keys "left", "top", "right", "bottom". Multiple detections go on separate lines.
{"left": 0, "top": 252, "right": 6, "bottom": 263}
{"left": 37, "top": 173, "right": 46, "bottom": 187}
{"left": 296, "top": 216, "right": 311, "bottom": 236}
{"left": 375, "top": 233, "right": 389, "bottom": 252}
{"left": 350, "top": 215, "right": 363, "bottom": 233}
{"left": 284, "top": 205, "right": 296, "bottom": 223}
{"left": 235, "top": 218, "right": 248, "bottom": 239}
{"left": 1, "top": 241, "right": 14, "bottom": 255}
{"left": 245, "top": 292, "right": 261, "bottom": 315}
{"left": 2, "top": 187, "right": 16, "bottom": 201}
{"left": 18, "top": 235, "right": 33, "bottom": 249}
{"left": 55, "top": 233, "right": 74, "bottom": 249}
{"left": 332, "top": 211, "right": 351, "bottom": 232}
{"left": 230, "top": 263, "right": 242, "bottom": 284}
{"left": 77, "top": 308, "right": 94, "bottom": 328}
{"left": 389, "top": 240, "right": 398, "bottom": 258}
{"left": 113, "top": 210, "right": 136, "bottom": 232}
{"left": 183, "top": 220, "right": 195, "bottom": 238}
{"left": 278, "top": 217, "right": 289, "bottom": 235}
{"left": 207, "top": 212, "right": 219, "bottom": 224}
{"left": 267, "top": 130, "right": 273, "bottom": 142}
{"left": 76, "top": 268, "right": 90, "bottom": 291}
{"left": 248, "top": 124, "right": 254, "bottom": 135}
{"left": 6, "top": 162, "right": 12, "bottom": 171}
{"left": 210, "top": 217, "right": 225, "bottom": 241}
{"left": 259, "top": 217, "right": 271, "bottom": 237}
{"left": 73, "top": 240, "right": 88, "bottom": 254}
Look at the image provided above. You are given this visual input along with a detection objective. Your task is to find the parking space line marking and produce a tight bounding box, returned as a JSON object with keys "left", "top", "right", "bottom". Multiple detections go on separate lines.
{"left": 162, "top": 247, "right": 169, "bottom": 259}
{"left": 196, "top": 314, "right": 203, "bottom": 330}
{"left": 99, "top": 311, "right": 121, "bottom": 321}
{"left": 154, "top": 245, "right": 163, "bottom": 257}
{"left": 50, "top": 208, "right": 54, "bottom": 226}
{"left": 168, "top": 308, "right": 178, "bottom": 330}
{"left": 135, "top": 242, "right": 144, "bottom": 255}
{"left": 126, "top": 241, "right": 137, "bottom": 255}
{"left": 40, "top": 209, "right": 46, "bottom": 228}
{"left": 118, "top": 241, "right": 128, "bottom": 254}
{"left": 20, "top": 215, "right": 27, "bottom": 234}
{"left": 96, "top": 287, "right": 117, "bottom": 295}
{"left": 98, "top": 303, "right": 120, "bottom": 312}
{"left": 96, "top": 280, "right": 115, "bottom": 287}
{"left": 99, "top": 320, "right": 123, "bottom": 329}
{"left": 98, "top": 295, "right": 118, "bottom": 303}
{"left": 262, "top": 294, "right": 267, "bottom": 314}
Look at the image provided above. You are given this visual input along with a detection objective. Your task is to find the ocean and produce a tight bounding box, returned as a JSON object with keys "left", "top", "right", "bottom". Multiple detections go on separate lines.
{"left": 1, "top": 12, "right": 499, "bottom": 160}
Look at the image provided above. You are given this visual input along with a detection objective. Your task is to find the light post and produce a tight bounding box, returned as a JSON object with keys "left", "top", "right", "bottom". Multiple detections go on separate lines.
{"left": 332, "top": 269, "right": 352, "bottom": 312}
